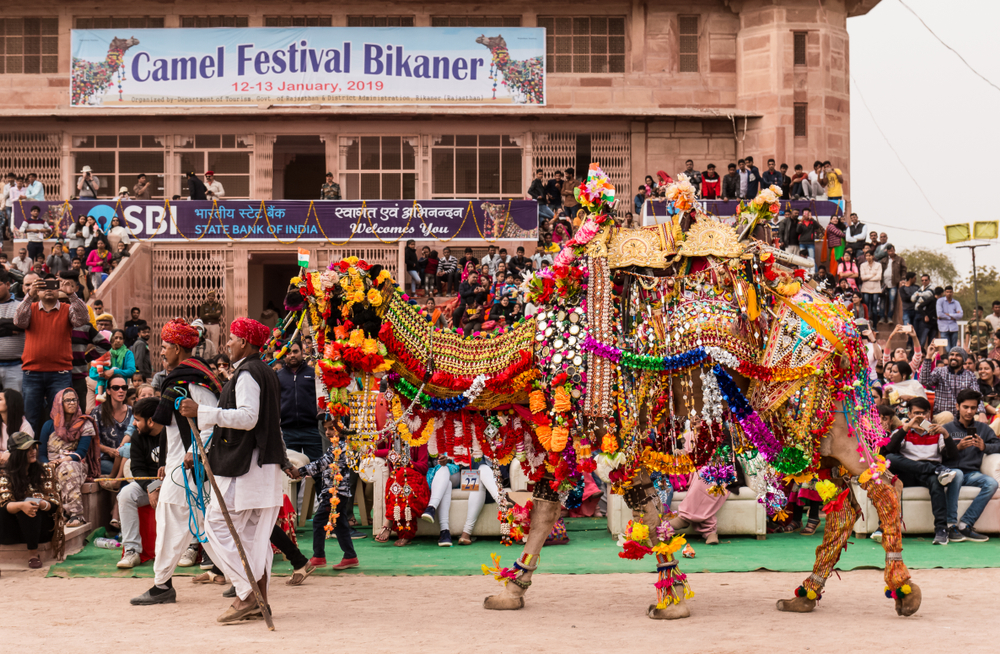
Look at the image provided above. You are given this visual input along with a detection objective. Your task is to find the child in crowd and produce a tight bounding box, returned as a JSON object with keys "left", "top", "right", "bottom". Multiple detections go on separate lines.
{"left": 424, "top": 249, "right": 439, "bottom": 297}
{"left": 461, "top": 300, "right": 485, "bottom": 336}
{"left": 299, "top": 417, "right": 358, "bottom": 570}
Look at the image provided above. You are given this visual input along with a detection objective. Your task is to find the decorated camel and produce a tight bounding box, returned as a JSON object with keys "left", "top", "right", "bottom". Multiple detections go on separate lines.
{"left": 475, "top": 35, "right": 544, "bottom": 104}
{"left": 71, "top": 36, "right": 140, "bottom": 106}
{"left": 279, "top": 166, "right": 920, "bottom": 620}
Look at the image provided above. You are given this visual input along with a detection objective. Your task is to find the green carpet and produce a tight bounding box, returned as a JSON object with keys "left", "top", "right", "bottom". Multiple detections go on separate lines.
{"left": 47, "top": 517, "right": 1000, "bottom": 578}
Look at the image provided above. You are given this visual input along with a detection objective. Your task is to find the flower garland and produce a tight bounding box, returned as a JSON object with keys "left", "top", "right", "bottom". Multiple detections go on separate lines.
{"left": 322, "top": 430, "right": 343, "bottom": 534}
{"left": 392, "top": 395, "right": 435, "bottom": 447}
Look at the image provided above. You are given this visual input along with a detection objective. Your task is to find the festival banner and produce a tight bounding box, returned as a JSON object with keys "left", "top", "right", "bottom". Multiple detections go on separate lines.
{"left": 12, "top": 199, "right": 539, "bottom": 243}
{"left": 70, "top": 27, "right": 545, "bottom": 107}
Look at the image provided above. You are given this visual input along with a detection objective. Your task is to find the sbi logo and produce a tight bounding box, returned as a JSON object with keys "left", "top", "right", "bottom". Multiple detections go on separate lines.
{"left": 87, "top": 205, "right": 116, "bottom": 232}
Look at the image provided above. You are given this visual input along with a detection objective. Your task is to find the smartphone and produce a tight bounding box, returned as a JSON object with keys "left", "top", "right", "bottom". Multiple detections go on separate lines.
{"left": 25, "top": 497, "right": 41, "bottom": 504}
{"left": 918, "top": 419, "right": 932, "bottom": 433}
{"left": 43, "top": 279, "right": 60, "bottom": 290}
{"left": 932, "top": 338, "right": 948, "bottom": 348}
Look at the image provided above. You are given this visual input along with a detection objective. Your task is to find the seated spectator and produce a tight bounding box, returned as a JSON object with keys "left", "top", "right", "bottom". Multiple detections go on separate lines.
{"left": 0, "top": 431, "right": 64, "bottom": 568}
{"left": 508, "top": 246, "right": 530, "bottom": 280}
{"left": 300, "top": 417, "right": 358, "bottom": 570}
{"left": 977, "top": 359, "right": 1000, "bottom": 433}
{"left": 836, "top": 249, "right": 860, "bottom": 290}
{"left": 424, "top": 297, "right": 448, "bottom": 329}
{"left": 884, "top": 362, "right": 927, "bottom": 420}
{"left": 509, "top": 300, "right": 524, "bottom": 324}
{"left": 670, "top": 445, "right": 746, "bottom": 543}
{"left": 115, "top": 396, "right": 160, "bottom": 569}
{"left": 701, "top": 164, "right": 720, "bottom": 199}
{"left": 38, "top": 388, "right": 99, "bottom": 528}
{"left": 813, "top": 265, "right": 835, "bottom": 289}
{"left": 942, "top": 389, "right": 999, "bottom": 543}
{"left": 0, "top": 389, "right": 31, "bottom": 466}
{"left": 884, "top": 396, "right": 958, "bottom": 545}
{"left": 789, "top": 164, "right": 807, "bottom": 199}
{"left": 461, "top": 300, "right": 486, "bottom": 337}
{"left": 91, "top": 374, "right": 133, "bottom": 479}
{"left": 920, "top": 345, "right": 985, "bottom": 420}
{"left": 437, "top": 247, "right": 459, "bottom": 295}
{"left": 851, "top": 292, "right": 868, "bottom": 320}
{"left": 803, "top": 160, "right": 825, "bottom": 199}
{"left": 633, "top": 185, "right": 647, "bottom": 214}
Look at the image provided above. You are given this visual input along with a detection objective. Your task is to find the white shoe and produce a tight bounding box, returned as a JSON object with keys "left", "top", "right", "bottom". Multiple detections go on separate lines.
{"left": 117, "top": 549, "right": 141, "bottom": 569}
{"left": 177, "top": 547, "right": 199, "bottom": 568}
{"left": 937, "top": 469, "right": 957, "bottom": 486}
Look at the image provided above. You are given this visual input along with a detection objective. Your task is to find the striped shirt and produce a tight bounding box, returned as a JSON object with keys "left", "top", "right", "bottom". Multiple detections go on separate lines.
{"left": 0, "top": 296, "right": 23, "bottom": 363}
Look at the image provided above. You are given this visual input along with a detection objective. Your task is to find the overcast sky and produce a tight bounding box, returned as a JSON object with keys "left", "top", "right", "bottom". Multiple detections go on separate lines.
{"left": 848, "top": 0, "right": 998, "bottom": 280}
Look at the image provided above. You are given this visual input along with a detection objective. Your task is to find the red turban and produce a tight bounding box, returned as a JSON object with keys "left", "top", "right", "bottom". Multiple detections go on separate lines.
{"left": 161, "top": 318, "right": 200, "bottom": 349}
{"left": 231, "top": 317, "right": 270, "bottom": 348}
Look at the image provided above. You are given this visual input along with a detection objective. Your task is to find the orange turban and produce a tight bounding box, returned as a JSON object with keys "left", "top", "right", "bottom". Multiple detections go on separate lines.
{"left": 160, "top": 318, "right": 200, "bottom": 349}
{"left": 231, "top": 317, "right": 270, "bottom": 348}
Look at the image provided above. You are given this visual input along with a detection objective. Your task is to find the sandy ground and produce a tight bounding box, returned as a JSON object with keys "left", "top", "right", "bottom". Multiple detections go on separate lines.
{"left": 1, "top": 567, "right": 994, "bottom": 653}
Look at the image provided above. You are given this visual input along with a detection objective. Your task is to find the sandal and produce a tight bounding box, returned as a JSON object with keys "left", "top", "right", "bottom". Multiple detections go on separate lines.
{"left": 66, "top": 516, "right": 86, "bottom": 528}
{"left": 192, "top": 571, "right": 226, "bottom": 585}
{"left": 28, "top": 557, "right": 43, "bottom": 569}
{"left": 285, "top": 563, "right": 316, "bottom": 586}
{"left": 394, "top": 538, "right": 411, "bottom": 547}
{"left": 458, "top": 533, "right": 474, "bottom": 546}
{"left": 374, "top": 525, "right": 391, "bottom": 543}
{"left": 801, "top": 519, "right": 820, "bottom": 536}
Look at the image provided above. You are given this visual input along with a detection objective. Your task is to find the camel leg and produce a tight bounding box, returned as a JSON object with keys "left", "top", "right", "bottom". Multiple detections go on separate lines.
{"left": 776, "top": 473, "right": 859, "bottom": 613}
{"left": 483, "top": 483, "right": 561, "bottom": 611}
{"left": 860, "top": 475, "right": 921, "bottom": 616}
{"left": 623, "top": 472, "right": 691, "bottom": 620}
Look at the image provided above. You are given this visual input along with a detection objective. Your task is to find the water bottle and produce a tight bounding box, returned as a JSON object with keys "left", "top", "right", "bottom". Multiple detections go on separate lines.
{"left": 94, "top": 537, "right": 122, "bottom": 549}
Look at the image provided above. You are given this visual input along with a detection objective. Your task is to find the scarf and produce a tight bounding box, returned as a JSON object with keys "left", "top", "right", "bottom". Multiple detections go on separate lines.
{"left": 152, "top": 357, "right": 222, "bottom": 467}
{"left": 109, "top": 344, "right": 129, "bottom": 370}
{"left": 50, "top": 388, "right": 101, "bottom": 479}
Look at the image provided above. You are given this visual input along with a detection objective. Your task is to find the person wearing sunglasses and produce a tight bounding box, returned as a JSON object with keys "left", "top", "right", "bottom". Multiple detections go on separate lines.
{"left": 90, "top": 373, "right": 133, "bottom": 528}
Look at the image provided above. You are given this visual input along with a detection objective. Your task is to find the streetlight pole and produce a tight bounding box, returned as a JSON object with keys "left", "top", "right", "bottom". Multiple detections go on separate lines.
{"left": 955, "top": 243, "right": 991, "bottom": 316}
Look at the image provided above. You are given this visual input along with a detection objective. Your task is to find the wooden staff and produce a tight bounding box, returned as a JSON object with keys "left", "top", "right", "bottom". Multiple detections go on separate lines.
{"left": 186, "top": 417, "right": 275, "bottom": 631}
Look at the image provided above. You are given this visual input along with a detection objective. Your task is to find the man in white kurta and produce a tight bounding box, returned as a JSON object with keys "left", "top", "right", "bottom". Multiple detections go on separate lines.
{"left": 131, "top": 319, "right": 223, "bottom": 606}
{"left": 181, "top": 317, "right": 283, "bottom": 623}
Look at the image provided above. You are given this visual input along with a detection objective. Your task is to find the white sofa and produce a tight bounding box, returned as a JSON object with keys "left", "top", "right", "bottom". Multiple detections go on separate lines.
{"left": 608, "top": 486, "right": 768, "bottom": 538}
{"left": 854, "top": 453, "right": 1000, "bottom": 537}
{"left": 372, "top": 460, "right": 529, "bottom": 537}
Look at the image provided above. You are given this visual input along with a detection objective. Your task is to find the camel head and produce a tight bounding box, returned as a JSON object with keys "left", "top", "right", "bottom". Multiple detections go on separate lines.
{"left": 110, "top": 36, "right": 141, "bottom": 52}
{"left": 475, "top": 34, "right": 507, "bottom": 51}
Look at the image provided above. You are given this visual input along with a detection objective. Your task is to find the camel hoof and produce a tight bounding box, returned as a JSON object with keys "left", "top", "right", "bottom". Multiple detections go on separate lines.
{"left": 647, "top": 600, "right": 691, "bottom": 620}
{"left": 895, "top": 582, "right": 922, "bottom": 617}
{"left": 775, "top": 596, "right": 817, "bottom": 613}
{"left": 483, "top": 595, "right": 525, "bottom": 611}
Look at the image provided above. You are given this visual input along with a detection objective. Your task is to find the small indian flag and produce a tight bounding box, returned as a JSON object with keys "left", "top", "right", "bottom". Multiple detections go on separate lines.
{"left": 297, "top": 248, "right": 310, "bottom": 267}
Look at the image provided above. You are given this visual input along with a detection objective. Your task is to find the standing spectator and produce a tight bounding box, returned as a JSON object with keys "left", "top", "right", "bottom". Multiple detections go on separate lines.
{"left": 873, "top": 232, "right": 890, "bottom": 261}
{"left": 633, "top": 185, "right": 647, "bottom": 214}
{"left": 4, "top": 177, "right": 27, "bottom": 215}
{"left": 761, "top": 159, "right": 783, "bottom": 192}
{"left": 24, "top": 173, "right": 44, "bottom": 201}
{"left": 803, "top": 161, "right": 825, "bottom": 199}
{"left": 543, "top": 170, "right": 564, "bottom": 217}
{"left": 123, "top": 307, "right": 143, "bottom": 347}
{"left": 936, "top": 286, "right": 963, "bottom": 350}
{"left": 16, "top": 275, "right": 89, "bottom": 435}
{"left": 320, "top": 172, "right": 341, "bottom": 200}
{"left": 561, "top": 167, "right": 580, "bottom": 217}
{"left": 967, "top": 307, "right": 993, "bottom": 360}
{"left": 701, "top": 164, "right": 720, "bottom": 200}
{"left": 744, "top": 156, "right": 761, "bottom": 197}
{"left": 76, "top": 166, "right": 101, "bottom": 199}
{"left": 190, "top": 320, "right": 217, "bottom": 363}
{"left": 204, "top": 171, "right": 225, "bottom": 199}
{"left": 721, "top": 163, "right": 739, "bottom": 201}
{"left": 526, "top": 168, "right": 544, "bottom": 203}
{"left": 107, "top": 216, "right": 131, "bottom": 254}
{"left": 46, "top": 244, "right": 71, "bottom": 276}
{"left": 437, "top": 247, "right": 459, "bottom": 295}
{"left": 130, "top": 322, "right": 152, "bottom": 382}
{"left": 823, "top": 161, "right": 845, "bottom": 211}
{"left": 404, "top": 239, "right": 420, "bottom": 296}
{"left": 778, "top": 209, "right": 799, "bottom": 253}
{"left": 678, "top": 160, "right": 702, "bottom": 196}
{"left": 735, "top": 159, "right": 751, "bottom": 200}
{"left": 859, "top": 251, "right": 884, "bottom": 326}
{"left": 0, "top": 269, "right": 24, "bottom": 392}
{"left": 789, "top": 164, "right": 807, "bottom": 199}
{"left": 836, "top": 250, "right": 860, "bottom": 290}
{"left": 942, "top": 389, "right": 999, "bottom": 543}
{"left": 986, "top": 301, "right": 1000, "bottom": 335}
{"left": 778, "top": 163, "right": 791, "bottom": 198}
{"left": 86, "top": 241, "right": 112, "bottom": 291}
{"left": 186, "top": 172, "right": 207, "bottom": 200}
{"left": 899, "top": 272, "right": 920, "bottom": 327}
{"left": 66, "top": 216, "right": 88, "bottom": 252}
{"left": 843, "top": 213, "right": 869, "bottom": 258}
{"left": 20, "top": 205, "right": 50, "bottom": 262}
{"left": 424, "top": 249, "right": 439, "bottom": 297}
{"left": 825, "top": 215, "right": 846, "bottom": 271}
{"left": 913, "top": 274, "right": 936, "bottom": 347}
{"left": 133, "top": 174, "right": 152, "bottom": 200}
{"left": 0, "top": 172, "right": 12, "bottom": 238}
{"left": 881, "top": 245, "right": 906, "bottom": 325}
{"left": 276, "top": 341, "right": 321, "bottom": 461}
{"left": 796, "top": 209, "right": 823, "bottom": 267}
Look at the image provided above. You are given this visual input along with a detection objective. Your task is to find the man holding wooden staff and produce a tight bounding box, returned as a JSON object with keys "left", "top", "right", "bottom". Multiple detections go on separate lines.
{"left": 180, "top": 317, "right": 285, "bottom": 624}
